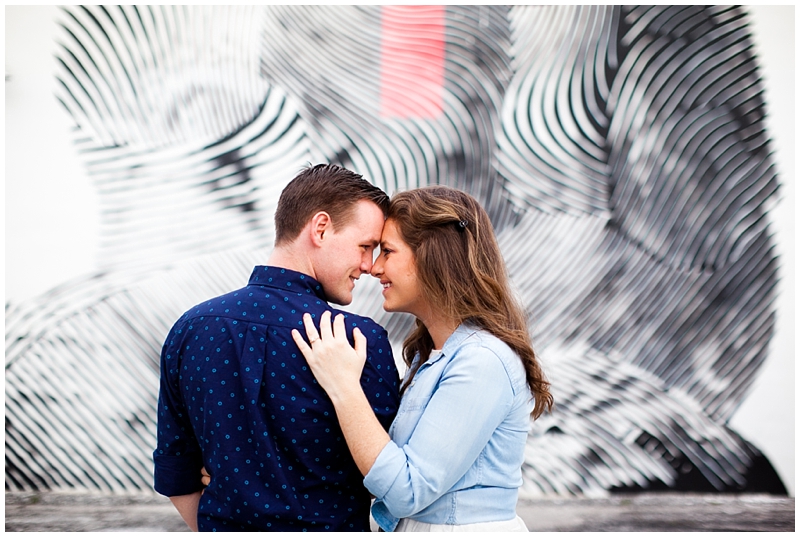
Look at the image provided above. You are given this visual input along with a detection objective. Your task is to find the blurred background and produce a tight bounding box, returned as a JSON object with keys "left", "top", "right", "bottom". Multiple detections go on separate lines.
{"left": 5, "top": 4, "right": 794, "bottom": 502}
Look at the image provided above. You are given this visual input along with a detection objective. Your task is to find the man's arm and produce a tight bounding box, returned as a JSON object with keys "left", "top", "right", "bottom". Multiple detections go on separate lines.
{"left": 293, "top": 312, "right": 396, "bottom": 476}
{"left": 170, "top": 491, "right": 203, "bottom": 532}
{"left": 154, "top": 318, "right": 205, "bottom": 529}
{"left": 353, "top": 318, "right": 401, "bottom": 430}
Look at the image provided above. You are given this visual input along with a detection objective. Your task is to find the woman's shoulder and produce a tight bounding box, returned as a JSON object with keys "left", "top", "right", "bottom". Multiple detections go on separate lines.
{"left": 453, "top": 324, "right": 513, "bottom": 356}
{"left": 448, "top": 325, "right": 527, "bottom": 392}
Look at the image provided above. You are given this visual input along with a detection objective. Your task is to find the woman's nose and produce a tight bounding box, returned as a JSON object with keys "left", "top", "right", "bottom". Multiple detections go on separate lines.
{"left": 370, "top": 257, "right": 384, "bottom": 277}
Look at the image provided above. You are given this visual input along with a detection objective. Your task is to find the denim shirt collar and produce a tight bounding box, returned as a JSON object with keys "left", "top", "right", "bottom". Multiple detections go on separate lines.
{"left": 413, "top": 323, "right": 478, "bottom": 369}
{"left": 441, "top": 322, "right": 479, "bottom": 356}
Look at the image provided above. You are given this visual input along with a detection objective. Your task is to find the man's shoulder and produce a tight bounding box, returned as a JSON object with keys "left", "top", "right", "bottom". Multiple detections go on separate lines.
{"left": 171, "top": 287, "right": 388, "bottom": 340}
{"left": 177, "top": 286, "right": 250, "bottom": 322}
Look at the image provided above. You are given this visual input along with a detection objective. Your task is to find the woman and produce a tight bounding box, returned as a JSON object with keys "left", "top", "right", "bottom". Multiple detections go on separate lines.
{"left": 291, "top": 186, "right": 553, "bottom": 531}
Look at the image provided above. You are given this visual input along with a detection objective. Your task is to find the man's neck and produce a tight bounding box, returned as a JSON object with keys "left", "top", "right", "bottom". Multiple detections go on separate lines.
{"left": 267, "top": 244, "right": 316, "bottom": 281}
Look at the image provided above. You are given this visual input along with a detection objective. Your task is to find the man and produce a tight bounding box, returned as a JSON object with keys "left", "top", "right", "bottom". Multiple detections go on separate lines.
{"left": 153, "top": 164, "right": 400, "bottom": 531}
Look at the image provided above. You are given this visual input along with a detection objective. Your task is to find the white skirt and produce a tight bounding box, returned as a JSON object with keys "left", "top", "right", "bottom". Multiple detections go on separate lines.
{"left": 394, "top": 515, "right": 528, "bottom": 532}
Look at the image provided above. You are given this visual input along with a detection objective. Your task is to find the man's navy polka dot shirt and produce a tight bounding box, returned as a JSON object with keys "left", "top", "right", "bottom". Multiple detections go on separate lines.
{"left": 154, "top": 266, "right": 400, "bottom": 531}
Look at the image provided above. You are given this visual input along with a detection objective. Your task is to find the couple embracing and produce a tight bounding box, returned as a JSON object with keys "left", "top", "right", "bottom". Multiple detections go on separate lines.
{"left": 154, "top": 164, "right": 553, "bottom": 532}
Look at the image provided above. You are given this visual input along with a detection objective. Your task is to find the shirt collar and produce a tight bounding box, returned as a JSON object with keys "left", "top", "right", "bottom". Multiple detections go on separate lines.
{"left": 424, "top": 323, "right": 479, "bottom": 366}
{"left": 248, "top": 265, "right": 327, "bottom": 301}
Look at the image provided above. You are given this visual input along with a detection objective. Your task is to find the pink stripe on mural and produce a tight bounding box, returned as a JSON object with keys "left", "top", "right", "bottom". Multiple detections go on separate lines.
{"left": 379, "top": 5, "right": 446, "bottom": 119}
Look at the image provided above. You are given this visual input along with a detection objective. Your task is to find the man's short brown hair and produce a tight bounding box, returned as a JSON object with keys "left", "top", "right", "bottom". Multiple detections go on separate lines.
{"left": 274, "top": 164, "right": 389, "bottom": 245}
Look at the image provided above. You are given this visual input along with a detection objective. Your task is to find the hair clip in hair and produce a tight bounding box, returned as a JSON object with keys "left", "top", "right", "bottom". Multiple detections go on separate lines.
{"left": 457, "top": 220, "right": 469, "bottom": 232}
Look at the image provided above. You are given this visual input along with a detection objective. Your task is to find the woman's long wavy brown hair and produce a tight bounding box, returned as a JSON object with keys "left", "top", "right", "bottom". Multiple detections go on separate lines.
{"left": 389, "top": 186, "right": 553, "bottom": 419}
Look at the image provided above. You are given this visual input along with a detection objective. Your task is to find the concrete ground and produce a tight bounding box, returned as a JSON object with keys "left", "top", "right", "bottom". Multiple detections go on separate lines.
{"left": 5, "top": 491, "right": 795, "bottom": 532}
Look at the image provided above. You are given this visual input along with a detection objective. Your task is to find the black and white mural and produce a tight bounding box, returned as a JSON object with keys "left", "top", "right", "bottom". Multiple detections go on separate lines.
{"left": 5, "top": 5, "right": 793, "bottom": 496}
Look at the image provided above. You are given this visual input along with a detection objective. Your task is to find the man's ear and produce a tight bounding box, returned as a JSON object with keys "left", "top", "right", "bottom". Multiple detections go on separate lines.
{"left": 309, "top": 211, "right": 332, "bottom": 247}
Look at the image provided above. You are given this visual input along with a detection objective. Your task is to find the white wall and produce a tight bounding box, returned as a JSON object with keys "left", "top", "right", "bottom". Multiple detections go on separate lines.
{"left": 727, "top": 4, "right": 795, "bottom": 496}
{"left": 4, "top": 5, "right": 795, "bottom": 495}
{"left": 5, "top": 6, "right": 100, "bottom": 303}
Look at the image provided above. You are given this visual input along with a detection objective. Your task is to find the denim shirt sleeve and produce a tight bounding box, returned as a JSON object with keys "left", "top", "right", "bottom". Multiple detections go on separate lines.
{"left": 153, "top": 317, "right": 205, "bottom": 497}
{"left": 363, "top": 343, "right": 514, "bottom": 522}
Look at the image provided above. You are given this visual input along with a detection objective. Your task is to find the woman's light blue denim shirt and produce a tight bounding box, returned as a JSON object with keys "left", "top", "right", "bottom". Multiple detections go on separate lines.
{"left": 364, "top": 324, "right": 534, "bottom": 532}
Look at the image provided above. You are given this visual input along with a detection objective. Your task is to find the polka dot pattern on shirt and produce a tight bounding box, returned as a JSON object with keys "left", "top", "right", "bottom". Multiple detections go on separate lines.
{"left": 155, "top": 266, "right": 399, "bottom": 531}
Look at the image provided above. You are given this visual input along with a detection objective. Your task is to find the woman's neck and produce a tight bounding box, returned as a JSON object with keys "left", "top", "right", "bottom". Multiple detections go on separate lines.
{"left": 418, "top": 308, "right": 458, "bottom": 349}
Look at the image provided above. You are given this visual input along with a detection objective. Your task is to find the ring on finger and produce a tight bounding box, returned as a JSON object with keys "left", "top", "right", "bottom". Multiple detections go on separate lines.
{"left": 309, "top": 336, "right": 320, "bottom": 344}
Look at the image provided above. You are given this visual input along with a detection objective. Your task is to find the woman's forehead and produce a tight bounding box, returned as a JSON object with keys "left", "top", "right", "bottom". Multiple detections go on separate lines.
{"left": 380, "top": 219, "right": 402, "bottom": 243}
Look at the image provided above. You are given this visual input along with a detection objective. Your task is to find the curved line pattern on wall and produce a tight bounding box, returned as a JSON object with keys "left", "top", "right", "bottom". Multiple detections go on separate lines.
{"left": 5, "top": 5, "right": 785, "bottom": 496}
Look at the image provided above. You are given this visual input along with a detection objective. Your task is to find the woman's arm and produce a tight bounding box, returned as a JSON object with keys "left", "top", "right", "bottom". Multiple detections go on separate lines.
{"left": 292, "top": 311, "right": 390, "bottom": 476}
{"left": 365, "top": 344, "right": 516, "bottom": 518}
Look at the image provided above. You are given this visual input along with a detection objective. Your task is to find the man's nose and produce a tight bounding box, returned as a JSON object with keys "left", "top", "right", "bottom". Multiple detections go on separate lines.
{"left": 361, "top": 252, "right": 374, "bottom": 274}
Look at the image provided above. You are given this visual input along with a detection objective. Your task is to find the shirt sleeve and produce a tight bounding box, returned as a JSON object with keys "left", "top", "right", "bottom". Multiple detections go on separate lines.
{"left": 153, "top": 318, "right": 205, "bottom": 497}
{"left": 363, "top": 345, "right": 514, "bottom": 518}
{"left": 356, "top": 320, "right": 400, "bottom": 431}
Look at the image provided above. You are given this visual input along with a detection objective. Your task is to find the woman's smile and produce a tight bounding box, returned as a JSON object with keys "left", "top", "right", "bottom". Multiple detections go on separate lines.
{"left": 371, "top": 219, "right": 423, "bottom": 315}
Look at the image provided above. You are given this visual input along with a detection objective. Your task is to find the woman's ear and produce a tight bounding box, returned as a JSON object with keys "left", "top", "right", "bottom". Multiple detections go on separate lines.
{"left": 309, "top": 211, "right": 332, "bottom": 246}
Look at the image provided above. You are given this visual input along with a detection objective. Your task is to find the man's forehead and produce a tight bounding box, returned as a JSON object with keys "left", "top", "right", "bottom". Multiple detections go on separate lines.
{"left": 351, "top": 200, "right": 386, "bottom": 239}
{"left": 365, "top": 226, "right": 383, "bottom": 245}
